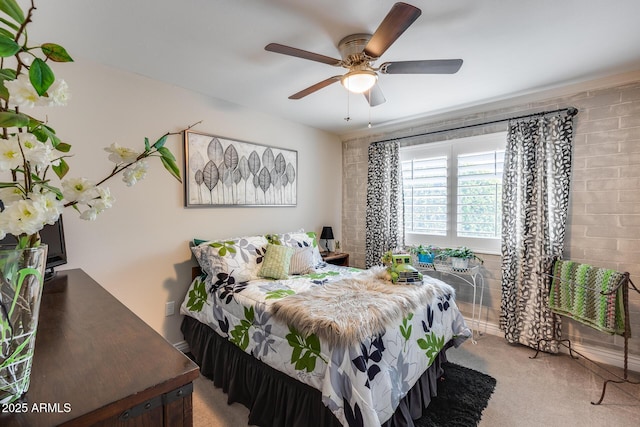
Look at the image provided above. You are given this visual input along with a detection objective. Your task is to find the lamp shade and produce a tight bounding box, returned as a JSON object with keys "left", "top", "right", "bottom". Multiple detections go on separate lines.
{"left": 340, "top": 70, "right": 377, "bottom": 94}
{"left": 320, "top": 226, "right": 334, "bottom": 240}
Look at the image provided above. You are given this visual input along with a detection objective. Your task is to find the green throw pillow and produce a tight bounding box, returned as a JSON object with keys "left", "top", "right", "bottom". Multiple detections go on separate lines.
{"left": 259, "top": 244, "right": 295, "bottom": 280}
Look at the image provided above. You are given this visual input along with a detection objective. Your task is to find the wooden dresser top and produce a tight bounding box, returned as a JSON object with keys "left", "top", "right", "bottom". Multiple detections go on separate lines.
{"left": 1, "top": 269, "right": 199, "bottom": 427}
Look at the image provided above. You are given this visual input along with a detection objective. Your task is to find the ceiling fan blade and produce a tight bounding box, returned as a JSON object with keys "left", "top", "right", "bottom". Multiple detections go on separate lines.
{"left": 265, "top": 43, "right": 342, "bottom": 66}
{"left": 363, "top": 2, "right": 421, "bottom": 59}
{"left": 379, "top": 59, "right": 463, "bottom": 74}
{"left": 289, "top": 76, "right": 341, "bottom": 99}
{"left": 364, "top": 83, "right": 386, "bottom": 106}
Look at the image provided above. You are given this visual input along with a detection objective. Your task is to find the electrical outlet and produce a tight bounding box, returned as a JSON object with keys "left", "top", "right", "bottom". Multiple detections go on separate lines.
{"left": 165, "top": 301, "right": 175, "bottom": 317}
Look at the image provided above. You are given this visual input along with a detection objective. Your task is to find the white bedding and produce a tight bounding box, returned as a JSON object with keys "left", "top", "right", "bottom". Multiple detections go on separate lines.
{"left": 180, "top": 262, "right": 471, "bottom": 426}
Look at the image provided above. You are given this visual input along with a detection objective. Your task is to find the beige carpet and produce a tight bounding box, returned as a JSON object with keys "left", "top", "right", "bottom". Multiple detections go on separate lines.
{"left": 193, "top": 377, "right": 250, "bottom": 427}
{"left": 192, "top": 333, "right": 640, "bottom": 426}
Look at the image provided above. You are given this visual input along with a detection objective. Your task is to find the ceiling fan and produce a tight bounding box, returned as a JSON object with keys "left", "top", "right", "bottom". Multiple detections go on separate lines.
{"left": 265, "top": 2, "right": 463, "bottom": 107}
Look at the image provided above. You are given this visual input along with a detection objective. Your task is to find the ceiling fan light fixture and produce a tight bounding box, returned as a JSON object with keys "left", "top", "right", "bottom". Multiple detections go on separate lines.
{"left": 341, "top": 70, "right": 377, "bottom": 94}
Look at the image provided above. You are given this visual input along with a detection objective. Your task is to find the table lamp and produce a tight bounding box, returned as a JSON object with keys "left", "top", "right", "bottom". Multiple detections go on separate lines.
{"left": 320, "top": 226, "right": 334, "bottom": 253}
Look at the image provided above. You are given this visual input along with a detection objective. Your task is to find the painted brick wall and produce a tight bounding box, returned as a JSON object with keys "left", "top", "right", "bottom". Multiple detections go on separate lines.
{"left": 342, "top": 80, "right": 640, "bottom": 362}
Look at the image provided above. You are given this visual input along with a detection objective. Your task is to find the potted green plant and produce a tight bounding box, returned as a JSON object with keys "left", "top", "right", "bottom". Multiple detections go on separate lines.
{"left": 410, "top": 245, "right": 439, "bottom": 264}
{"left": 441, "top": 246, "right": 483, "bottom": 270}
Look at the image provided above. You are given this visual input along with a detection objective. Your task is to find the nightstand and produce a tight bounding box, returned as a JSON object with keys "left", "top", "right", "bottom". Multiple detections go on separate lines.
{"left": 321, "top": 252, "right": 349, "bottom": 266}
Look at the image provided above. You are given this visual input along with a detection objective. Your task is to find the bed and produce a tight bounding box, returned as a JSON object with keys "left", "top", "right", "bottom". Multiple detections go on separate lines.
{"left": 180, "top": 231, "right": 471, "bottom": 427}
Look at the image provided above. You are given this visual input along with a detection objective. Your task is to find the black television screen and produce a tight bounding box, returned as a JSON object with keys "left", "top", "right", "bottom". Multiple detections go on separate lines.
{"left": 0, "top": 215, "right": 67, "bottom": 280}
{"left": 40, "top": 216, "right": 68, "bottom": 274}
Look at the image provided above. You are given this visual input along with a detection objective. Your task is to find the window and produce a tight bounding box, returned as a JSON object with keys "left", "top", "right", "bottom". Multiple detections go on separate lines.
{"left": 400, "top": 132, "right": 506, "bottom": 253}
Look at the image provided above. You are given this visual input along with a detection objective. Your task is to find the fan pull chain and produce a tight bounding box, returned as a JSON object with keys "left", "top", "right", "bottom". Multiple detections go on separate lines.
{"left": 344, "top": 90, "right": 350, "bottom": 122}
{"left": 368, "top": 89, "right": 372, "bottom": 128}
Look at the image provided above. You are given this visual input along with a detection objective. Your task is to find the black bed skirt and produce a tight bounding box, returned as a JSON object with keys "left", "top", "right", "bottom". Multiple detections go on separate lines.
{"left": 181, "top": 316, "right": 449, "bottom": 427}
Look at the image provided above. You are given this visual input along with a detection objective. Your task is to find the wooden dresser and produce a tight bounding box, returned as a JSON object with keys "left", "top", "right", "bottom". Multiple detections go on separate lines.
{"left": 0, "top": 269, "right": 199, "bottom": 427}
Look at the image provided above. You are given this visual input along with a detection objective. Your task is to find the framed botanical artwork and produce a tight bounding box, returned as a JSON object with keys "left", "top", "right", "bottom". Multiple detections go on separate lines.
{"left": 183, "top": 130, "right": 297, "bottom": 207}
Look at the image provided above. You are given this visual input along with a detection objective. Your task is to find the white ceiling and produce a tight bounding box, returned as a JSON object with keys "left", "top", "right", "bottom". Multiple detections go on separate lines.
{"left": 27, "top": 0, "right": 640, "bottom": 136}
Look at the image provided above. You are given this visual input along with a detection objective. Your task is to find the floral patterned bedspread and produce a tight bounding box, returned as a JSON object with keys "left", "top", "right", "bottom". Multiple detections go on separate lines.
{"left": 180, "top": 263, "right": 471, "bottom": 427}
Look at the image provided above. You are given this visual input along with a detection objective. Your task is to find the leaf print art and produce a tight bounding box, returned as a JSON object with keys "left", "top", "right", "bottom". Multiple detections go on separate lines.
{"left": 343, "top": 397, "right": 364, "bottom": 427}
{"left": 251, "top": 303, "right": 275, "bottom": 358}
{"left": 230, "top": 306, "right": 255, "bottom": 351}
{"left": 210, "top": 240, "right": 236, "bottom": 257}
{"left": 417, "top": 329, "right": 445, "bottom": 365}
{"left": 388, "top": 351, "right": 410, "bottom": 409}
{"left": 202, "top": 160, "right": 219, "bottom": 203}
{"left": 286, "top": 327, "right": 326, "bottom": 373}
{"left": 399, "top": 313, "right": 413, "bottom": 351}
{"left": 257, "top": 167, "right": 271, "bottom": 203}
{"left": 218, "top": 281, "right": 248, "bottom": 304}
{"left": 351, "top": 335, "right": 386, "bottom": 388}
{"left": 211, "top": 295, "right": 230, "bottom": 336}
{"left": 265, "top": 289, "right": 295, "bottom": 299}
{"left": 185, "top": 276, "right": 208, "bottom": 312}
{"left": 185, "top": 130, "right": 297, "bottom": 206}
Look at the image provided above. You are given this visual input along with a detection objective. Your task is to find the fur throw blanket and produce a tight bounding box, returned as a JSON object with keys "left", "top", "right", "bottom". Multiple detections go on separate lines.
{"left": 270, "top": 266, "right": 454, "bottom": 348}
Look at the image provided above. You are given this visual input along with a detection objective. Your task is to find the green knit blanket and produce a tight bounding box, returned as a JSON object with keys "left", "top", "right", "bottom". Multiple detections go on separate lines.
{"left": 548, "top": 260, "right": 626, "bottom": 335}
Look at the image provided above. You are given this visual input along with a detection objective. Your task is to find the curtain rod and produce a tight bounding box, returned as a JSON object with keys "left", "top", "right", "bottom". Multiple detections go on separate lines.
{"left": 373, "top": 106, "right": 578, "bottom": 145}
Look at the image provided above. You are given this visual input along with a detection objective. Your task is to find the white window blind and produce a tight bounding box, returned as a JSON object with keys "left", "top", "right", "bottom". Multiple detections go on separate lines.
{"left": 400, "top": 132, "right": 506, "bottom": 253}
{"left": 457, "top": 150, "right": 504, "bottom": 238}
{"left": 402, "top": 155, "right": 447, "bottom": 236}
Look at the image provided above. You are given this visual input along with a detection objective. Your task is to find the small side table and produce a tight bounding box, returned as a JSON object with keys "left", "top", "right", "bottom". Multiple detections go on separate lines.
{"left": 416, "top": 262, "right": 484, "bottom": 344}
{"left": 322, "top": 252, "right": 349, "bottom": 266}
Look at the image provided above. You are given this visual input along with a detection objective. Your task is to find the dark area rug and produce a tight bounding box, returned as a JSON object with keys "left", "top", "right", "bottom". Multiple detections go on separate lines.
{"left": 415, "top": 362, "right": 497, "bottom": 427}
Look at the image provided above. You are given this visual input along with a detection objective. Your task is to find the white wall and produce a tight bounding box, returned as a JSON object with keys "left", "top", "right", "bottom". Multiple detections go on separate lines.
{"left": 39, "top": 58, "right": 342, "bottom": 344}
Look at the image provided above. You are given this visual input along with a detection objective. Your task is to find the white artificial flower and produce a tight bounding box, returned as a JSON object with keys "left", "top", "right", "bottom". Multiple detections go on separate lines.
{"left": 0, "top": 186, "right": 25, "bottom": 204}
{"left": 62, "top": 177, "right": 97, "bottom": 204}
{"left": 30, "top": 189, "right": 63, "bottom": 224}
{"left": 79, "top": 207, "right": 98, "bottom": 221}
{"left": 123, "top": 160, "right": 148, "bottom": 187}
{"left": 46, "top": 79, "right": 70, "bottom": 106}
{"left": 104, "top": 143, "right": 140, "bottom": 164}
{"left": 44, "top": 142, "right": 62, "bottom": 167}
{"left": 20, "top": 133, "right": 52, "bottom": 170}
{"left": 1, "top": 199, "right": 47, "bottom": 236}
{"left": 0, "top": 137, "right": 23, "bottom": 171}
{"left": 4, "top": 74, "right": 40, "bottom": 108}
{"left": 93, "top": 186, "right": 115, "bottom": 212}
{"left": 4, "top": 75, "right": 70, "bottom": 109}
{"left": 76, "top": 187, "right": 114, "bottom": 221}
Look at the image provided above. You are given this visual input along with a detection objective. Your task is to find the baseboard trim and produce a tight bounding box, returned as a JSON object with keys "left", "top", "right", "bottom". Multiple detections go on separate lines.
{"left": 472, "top": 319, "right": 640, "bottom": 373}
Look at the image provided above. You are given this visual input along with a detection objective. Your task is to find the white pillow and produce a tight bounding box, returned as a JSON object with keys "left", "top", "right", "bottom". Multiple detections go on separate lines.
{"left": 274, "top": 230, "right": 323, "bottom": 267}
{"left": 289, "top": 246, "right": 316, "bottom": 275}
{"left": 192, "top": 235, "right": 268, "bottom": 283}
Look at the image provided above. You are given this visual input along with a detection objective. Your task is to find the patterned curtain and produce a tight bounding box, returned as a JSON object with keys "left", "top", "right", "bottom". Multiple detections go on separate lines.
{"left": 500, "top": 112, "right": 575, "bottom": 352}
{"left": 365, "top": 142, "right": 404, "bottom": 268}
